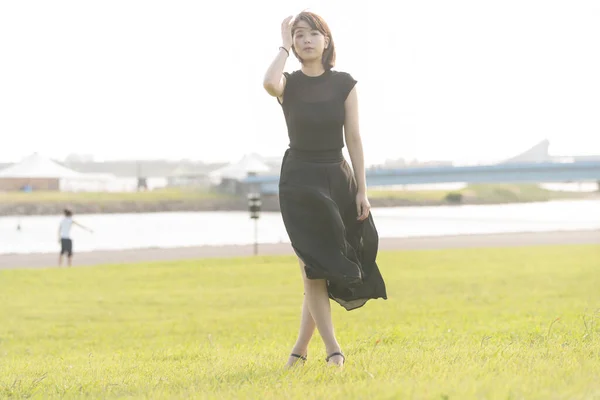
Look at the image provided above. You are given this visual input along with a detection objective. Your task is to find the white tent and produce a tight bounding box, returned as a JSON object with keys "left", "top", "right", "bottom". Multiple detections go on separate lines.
{"left": 60, "top": 172, "right": 119, "bottom": 192}
{"left": 0, "top": 153, "right": 120, "bottom": 192}
{"left": 209, "top": 153, "right": 272, "bottom": 183}
{"left": 0, "top": 153, "right": 82, "bottom": 178}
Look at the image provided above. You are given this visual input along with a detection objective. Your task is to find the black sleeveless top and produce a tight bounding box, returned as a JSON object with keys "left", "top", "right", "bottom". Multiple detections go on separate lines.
{"left": 279, "top": 70, "right": 357, "bottom": 152}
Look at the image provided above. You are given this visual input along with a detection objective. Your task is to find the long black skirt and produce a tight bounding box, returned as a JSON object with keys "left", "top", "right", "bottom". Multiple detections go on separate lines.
{"left": 278, "top": 148, "right": 387, "bottom": 311}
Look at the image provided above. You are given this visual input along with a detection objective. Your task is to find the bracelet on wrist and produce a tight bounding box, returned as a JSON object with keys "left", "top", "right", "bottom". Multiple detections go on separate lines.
{"left": 279, "top": 46, "right": 290, "bottom": 56}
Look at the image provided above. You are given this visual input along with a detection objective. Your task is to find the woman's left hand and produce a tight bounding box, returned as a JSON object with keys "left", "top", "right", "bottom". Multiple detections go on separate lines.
{"left": 356, "top": 192, "right": 371, "bottom": 221}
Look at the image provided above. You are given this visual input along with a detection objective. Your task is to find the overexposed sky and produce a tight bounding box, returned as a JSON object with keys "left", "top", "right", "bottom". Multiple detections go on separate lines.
{"left": 1, "top": 0, "right": 599, "bottom": 166}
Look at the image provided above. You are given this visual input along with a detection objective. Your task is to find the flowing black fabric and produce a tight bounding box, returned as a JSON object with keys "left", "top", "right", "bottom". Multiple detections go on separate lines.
{"left": 278, "top": 149, "right": 387, "bottom": 311}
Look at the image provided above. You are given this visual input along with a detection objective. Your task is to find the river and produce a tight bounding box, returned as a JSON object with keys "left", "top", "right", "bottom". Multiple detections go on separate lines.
{"left": 2, "top": 199, "right": 599, "bottom": 255}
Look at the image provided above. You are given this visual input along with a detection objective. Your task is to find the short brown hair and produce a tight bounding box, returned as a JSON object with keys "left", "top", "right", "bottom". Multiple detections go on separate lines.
{"left": 291, "top": 11, "right": 336, "bottom": 70}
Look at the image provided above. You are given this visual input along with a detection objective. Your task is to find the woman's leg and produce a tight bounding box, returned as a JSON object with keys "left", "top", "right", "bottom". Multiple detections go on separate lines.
{"left": 298, "top": 257, "right": 344, "bottom": 366}
{"left": 286, "top": 259, "right": 317, "bottom": 367}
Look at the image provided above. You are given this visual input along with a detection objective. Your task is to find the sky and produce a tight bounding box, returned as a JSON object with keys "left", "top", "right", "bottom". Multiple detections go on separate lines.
{"left": 1, "top": 0, "right": 599, "bottom": 166}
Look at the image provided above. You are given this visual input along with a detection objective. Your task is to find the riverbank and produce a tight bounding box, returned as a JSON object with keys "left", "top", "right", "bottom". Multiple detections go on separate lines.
{"left": 0, "top": 184, "right": 594, "bottom": 216}
{"left": 2, "top": 230, "right": 598, "bottom": 269}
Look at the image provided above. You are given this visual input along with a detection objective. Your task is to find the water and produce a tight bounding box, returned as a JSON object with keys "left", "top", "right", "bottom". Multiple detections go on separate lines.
{"left": 1, "top": 200, "right": 599, "bottom": 255}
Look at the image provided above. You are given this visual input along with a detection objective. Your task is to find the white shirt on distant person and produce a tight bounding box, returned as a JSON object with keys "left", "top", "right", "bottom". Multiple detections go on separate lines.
{"left": 59, "top": 217, "right": 73, "bottom": 239}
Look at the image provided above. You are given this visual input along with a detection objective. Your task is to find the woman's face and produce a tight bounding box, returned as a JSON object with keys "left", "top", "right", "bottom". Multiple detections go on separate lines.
{"left": 292, "top": 20, "right": 329, "bottom": 64}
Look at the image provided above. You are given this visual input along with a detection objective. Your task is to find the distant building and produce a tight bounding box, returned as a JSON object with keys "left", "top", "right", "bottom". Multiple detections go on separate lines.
{"left": 0, "top": 153, "right": 116, "bottom": 192}
{"left": 208, "top": 153, "right": 274, "bottom": 195}
{"left": 501, "top": 139, "right": 600, "bottom": 164}
{"left": 0, "top": 153, "right": 82, "bottom": 191}
{"left": 167, "top": 166, "right": 211, "bottom": 188}
{"left": 501, "top": 140, "right": 552, "bottom": 164}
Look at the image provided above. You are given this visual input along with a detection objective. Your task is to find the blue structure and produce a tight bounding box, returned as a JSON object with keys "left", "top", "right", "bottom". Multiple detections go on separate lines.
{"left": 243, "top": 161, "right": 600, "bottom": 194}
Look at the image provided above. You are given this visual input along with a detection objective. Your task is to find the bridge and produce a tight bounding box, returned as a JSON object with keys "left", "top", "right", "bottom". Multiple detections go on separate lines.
{"left": 243, "top": 161, "right": 600, "bottom": 194}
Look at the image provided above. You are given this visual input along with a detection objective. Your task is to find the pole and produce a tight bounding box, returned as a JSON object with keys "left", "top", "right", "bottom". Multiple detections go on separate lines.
{"left": 254, "top": 218, "right": 258, "bottom": 255}
{"left": 247, "top": 192, "right": 261, "bottom": 256}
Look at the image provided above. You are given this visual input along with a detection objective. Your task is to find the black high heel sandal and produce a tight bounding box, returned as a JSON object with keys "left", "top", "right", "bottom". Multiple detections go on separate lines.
{"left": 290, "top": 353, "right": 307, "bottom": 362}
{"left": 325, "top": 352, "right": 345, "bottom": 365}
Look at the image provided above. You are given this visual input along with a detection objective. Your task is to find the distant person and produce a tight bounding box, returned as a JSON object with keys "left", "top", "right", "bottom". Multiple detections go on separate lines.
{"left": 262, "top": 11, "right": 387, "bottom": 368}
{"left": 58, "top": 208, "right": 93, "bottom": 267}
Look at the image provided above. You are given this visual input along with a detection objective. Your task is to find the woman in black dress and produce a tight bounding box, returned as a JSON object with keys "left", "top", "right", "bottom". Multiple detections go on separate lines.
{"left": 262, "top": 11, "right": 387, "bottom": 368}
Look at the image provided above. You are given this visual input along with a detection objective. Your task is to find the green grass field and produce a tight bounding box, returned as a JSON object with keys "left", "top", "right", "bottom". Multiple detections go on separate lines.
{"left": 1, "top": 245, "right": 599, "bottom": 399}
{"left": 0, "top": 184, "right": 588, "bottom": 206}
{"left": 368, "top": 183, "right": 588, "bottom": 203}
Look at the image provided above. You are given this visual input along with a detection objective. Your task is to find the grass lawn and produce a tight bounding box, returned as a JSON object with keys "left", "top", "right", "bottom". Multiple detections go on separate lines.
{"left": 1, "top": 245, "right": 599, "bottom": 399}
{"left": 368, "top": 183, "right": 588, "bottom": 203}
{"left": 0, "top": 184, "right": 589, "bottom": 207}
